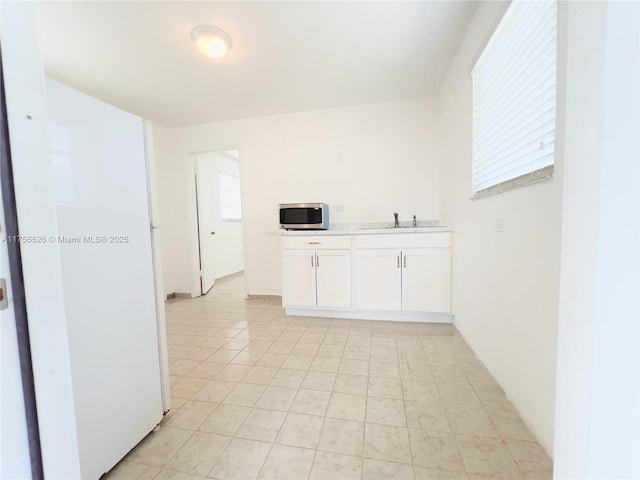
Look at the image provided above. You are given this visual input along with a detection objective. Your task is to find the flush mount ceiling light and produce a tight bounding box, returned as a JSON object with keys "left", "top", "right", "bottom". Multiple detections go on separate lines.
{"left": 191, "top": 25, "right": 232, "bottom": 58}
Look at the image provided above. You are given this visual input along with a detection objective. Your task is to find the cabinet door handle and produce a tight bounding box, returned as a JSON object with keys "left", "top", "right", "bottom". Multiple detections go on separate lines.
{"left": 311, "top": 255, "right": 314, "bottom": 267}
{"left": 397, "top": 255, "right": 400, "bottom": 268}
{"left": 403, "top": 254, "right": 406, "bottom": 268}
{"left": 308, "top": 241, "right": 321, "bottom": 244}
{"left": 316, "top": 254, "right": 319, "bottom": 268}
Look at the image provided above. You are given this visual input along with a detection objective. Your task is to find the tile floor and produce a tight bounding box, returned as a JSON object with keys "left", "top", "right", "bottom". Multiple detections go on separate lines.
{"left": 107, "top": 274, "right": 553, "bottom": 480}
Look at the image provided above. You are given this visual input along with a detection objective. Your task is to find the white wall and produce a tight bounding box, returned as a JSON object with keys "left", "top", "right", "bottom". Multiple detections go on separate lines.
{"left": 554, "top": 1, "right": 639, "bottom": 478}
{"left": 155, "top": 97, "right": 442, "bottom": 296}
{"left": 438, "top": 1, "right": 565, "bottom": 453}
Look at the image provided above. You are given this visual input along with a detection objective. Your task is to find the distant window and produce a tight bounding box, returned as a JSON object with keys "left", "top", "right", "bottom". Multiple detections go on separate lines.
{"left": 471, "top": 0, "right": 557, "bottom": 198}
{"left": 219, "top": 173, "right": 242, "bottom": 220}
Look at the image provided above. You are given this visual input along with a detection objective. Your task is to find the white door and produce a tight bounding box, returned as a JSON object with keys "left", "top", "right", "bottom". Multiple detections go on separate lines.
{"left": 195, "top": 155, "right": 219, "bottom": 294}
{"left": 402, "top": 248, "right": 451, "bottom": 313}
{"left": 355, "top": 249, "right": 402, "bottom": 310}
{"left": 316, "top": 250, "right": 352, "bottom": 309}
{"left": 46, "top": 79, "right": 164, "bottom": 479}
{"left": 282, "top": 250, "right": 316, "bottom": 307}
{"left": 0, "top": 177, "right": 31, "bottom": 479}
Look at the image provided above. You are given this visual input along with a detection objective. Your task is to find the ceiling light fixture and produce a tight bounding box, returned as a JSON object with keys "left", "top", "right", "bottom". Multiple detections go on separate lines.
{"left": 191, "top": 25, "right": 232, "bottom": 59}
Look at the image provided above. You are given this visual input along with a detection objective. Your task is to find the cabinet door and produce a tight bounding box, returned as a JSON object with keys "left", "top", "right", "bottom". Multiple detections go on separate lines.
{"left": 355, "top": 250, "right": 402, "bottom": 310}
{"left": 282, "top": 250, "right": 317, "bottom": 307}
{"left": 316, "top": 250, "right": 351, "bottom": 309}
{"left": 402, "top": 248, "right": 451, "bottom": 313}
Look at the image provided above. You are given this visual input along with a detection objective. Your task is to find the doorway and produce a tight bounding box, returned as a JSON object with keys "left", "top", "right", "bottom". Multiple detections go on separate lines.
{"left": 193, "top": 150, "right": 244, "bottom": 295}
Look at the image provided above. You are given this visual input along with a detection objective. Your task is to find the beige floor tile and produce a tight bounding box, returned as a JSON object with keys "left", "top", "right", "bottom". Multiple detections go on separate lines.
{"left": 317, "top": 417, "right": 364, "bottom": 456}
{"left": 290, "top": 342, "right": 320, "bottom": 356}
{"left": 346, "top": 335, "right": 371, "bottom": 347}
{"left": 339, "top": 358, "right": 369, "bottom": 376}
{"left": 317, "top": 343, "right": 345, "bottom": 358}
{"left": 409, "top": 429, "right": 465, "bottom": 472}
{"left": 214, "top": 364, "right": 251, "bottom": 381}
{"left": 201, "top": 337, "right": 229, "bottom": 349}
{"left": 183, "top": 347, "right": 217, "bottom": 362}
{"left": 241, "top": 366, "right": 279, "bottom": 385}
{"left": 192, "top": 379, "right": 236, "bottom": 403}
{"left": 343, "top": 345, "right": 371, "bottom": 360}
{"left": 370, "top": 347, "right": 398, "bottom": 363}
{"left": 302, "top": 370, "right": 337, "bottom": 392}
{"left": 208, "top": 438, "right": 271, "bottom": 480}
{"left": 162, "top": 400, "right": 218, "bottom": 430}
{"left": 154, "top": 468, "right": 208, "bottom": 480}
{"left": 456, "top": 434, "right": 522, "bottom": 480}
{"left": 200, "top": 404, "right": 251, "bottom": 436}
{"left": 230, "top": 350, "right": 264, "bottom": 366}
{"left": 165, "top": 431, "right": 230, "bottom": 476}
{"left": 236, "top": 408, "right": 286, "bottom": 442}
{"left": 369, "top": 360, "right": 401, "bottom": 379}
{"left": 413, "top": 466, "right": 469, "bottom": 479}
{"left": 334, "top": 374, "right": 368, "bottom": 395}
{"left": 522, "top": 471, "right": 553, "bottom": 480}
{"left": 366, "top": 397, "right": 406, "bottom": 426}
{"left": 290, "top": 389, "right": 331, "bottom": 416}
{"left": 368, "top": 377, "right": 403, "bottom": 399}
{"left": 310, "top": 356, "right": 341, "bottom": 373}
{"left": 364, "top": 423, "right": 411, "bottom": 464}
{"left": 254, "top": 352, "right": 288, "bottom": 368}
{"left": 170, "top": 377, "right": 209, "bottom": 400}
{"left": 222, "top": 382, "right": 266, "bottom": 407}
{"left": 326, "top": 392, "right": 366, "bottom": 422}
{"left": 208, "top": 349, "right": 240, "bottom": 364}
{"left": 310, "top": 452, "right": 362, "bottom": 480}
{"left": 282, "top": 354, "right": 314, "bottom": 370}
{"left": 127, "top": 426, "right": 193, "bottom": 467}
{"left": 270, "top": 368, "right": 306, "bottom": 388}
{"left": 405, "top": 400, "right": 452, "bottom": 433}
{"left": 255, "top": 385, "right": 298, "bottom": 411}
{"left": 276, "top": 412, "right": 324, "bottom": 448}
{"left": 189, "top": 361, "right": 226, "bottom": 379}
{"left": 258, "top": 445, "right": 315, "bottom": 480}
{"left": 402, "top": 379, "right": 440, "bottom": 402}
{"left": 445, "top": 404, "right": 500, "bottom": 437}
{"left": 488, "top": 410, "right": 537, "bottom": 442}
{"left": 300, "top": 333, "right": 325, "bottom": 343}
{"left": 170, "top": 359, "right": 201, "bottom": 376}
{"left": 506, "top": 439, "right": 553, "bottom": 472}
{"left": 106, "top": 461, "right": 161, "bottom": 480}
{"left": 362, "top": 458, "right": 414, "bottom": 480}
{"left": 323, "top": 333, "right": 348, "bottom": 346}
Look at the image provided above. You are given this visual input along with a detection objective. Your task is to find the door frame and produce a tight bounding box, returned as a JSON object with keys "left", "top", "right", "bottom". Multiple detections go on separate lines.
{"left": 186, "top": 148, "right": 247, "bottom": 298}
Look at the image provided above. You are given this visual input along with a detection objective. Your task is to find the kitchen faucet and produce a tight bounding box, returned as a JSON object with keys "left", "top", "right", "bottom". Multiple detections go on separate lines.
{"left": 393, "top": 212, "right": 399, "bottom": 228}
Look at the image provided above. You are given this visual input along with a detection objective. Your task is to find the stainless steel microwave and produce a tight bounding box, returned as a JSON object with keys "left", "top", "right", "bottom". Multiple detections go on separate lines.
{"left": 279, "top": 203, "right": 329, "bottom": 230}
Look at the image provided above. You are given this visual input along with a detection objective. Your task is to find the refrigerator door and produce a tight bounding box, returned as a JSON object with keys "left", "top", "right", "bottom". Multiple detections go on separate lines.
{"left": 46, "top": 78, "right": 164, "bottom": 479}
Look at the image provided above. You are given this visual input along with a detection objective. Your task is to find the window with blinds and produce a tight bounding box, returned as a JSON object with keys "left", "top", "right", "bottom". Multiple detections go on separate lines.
{"left": 471, "top": 0, "right": 557, "bottom": 198}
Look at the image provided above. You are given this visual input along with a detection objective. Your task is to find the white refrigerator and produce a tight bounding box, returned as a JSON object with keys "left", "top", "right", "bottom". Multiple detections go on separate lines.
{"left": 45, "top": 78, "right": 170, "bottom": 479}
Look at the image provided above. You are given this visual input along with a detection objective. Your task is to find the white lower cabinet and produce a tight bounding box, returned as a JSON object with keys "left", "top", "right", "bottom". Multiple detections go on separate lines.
{"left": 356, "top": 248, "right": 451, "bottom": 313}
{"left": 281, "top": 236, "right": 351, "bottom": 309}
{"left": 282, "top": 232, "right": 452, "bottom": 319}
{"left": 355, "top": 250, "right": 402, "bottom": 310}
{"left": 401, "top": 248, "right": 451, "bottom": 313}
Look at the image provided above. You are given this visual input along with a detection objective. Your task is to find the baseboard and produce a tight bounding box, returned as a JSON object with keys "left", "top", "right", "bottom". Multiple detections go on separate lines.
{"left": 166, "top": 292, "right": 191, "bottom": 300}
{"left": 285, "top": 307, "right": 453, "bottom": 323}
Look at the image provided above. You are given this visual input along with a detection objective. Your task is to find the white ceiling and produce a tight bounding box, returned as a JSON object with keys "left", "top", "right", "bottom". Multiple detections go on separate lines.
{"left": 36, "top": 1, "right": 477, "bottom": 128}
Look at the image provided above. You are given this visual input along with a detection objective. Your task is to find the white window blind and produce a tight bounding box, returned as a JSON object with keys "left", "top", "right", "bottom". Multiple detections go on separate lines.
{"left": 472, "top": 0, "right": 557, "bottom": 197}
{"left": 219, "top": 173, "right": 242, "bottom": 220}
